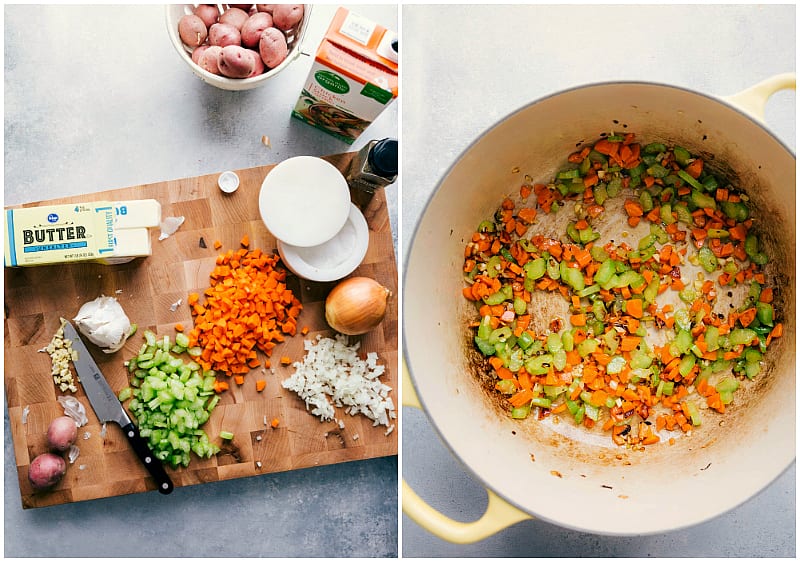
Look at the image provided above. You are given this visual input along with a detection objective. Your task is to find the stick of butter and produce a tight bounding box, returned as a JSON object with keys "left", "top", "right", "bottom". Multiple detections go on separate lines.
{"left": 4, "top": 199, "right": 161, "bottom": 267}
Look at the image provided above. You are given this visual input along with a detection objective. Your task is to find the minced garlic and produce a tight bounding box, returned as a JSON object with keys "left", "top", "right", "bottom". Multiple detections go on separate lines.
{"left": 40, "top": 319, "right": 78, "bottom": 393}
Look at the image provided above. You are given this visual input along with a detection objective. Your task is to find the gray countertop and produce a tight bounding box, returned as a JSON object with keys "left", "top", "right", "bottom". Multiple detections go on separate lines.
{"left": 401, "top": 4, "right": 795, "bottom": 558}
{"left": 4, "top": 4, "right": 398, "bottom": 557}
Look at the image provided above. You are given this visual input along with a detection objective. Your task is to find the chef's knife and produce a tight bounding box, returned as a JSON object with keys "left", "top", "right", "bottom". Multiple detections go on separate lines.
{"left": 63, "top": 321, "right": 174, "bottom": 495}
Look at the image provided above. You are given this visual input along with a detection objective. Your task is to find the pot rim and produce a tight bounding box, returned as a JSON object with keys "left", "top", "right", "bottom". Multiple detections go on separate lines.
{"left": 403, "top": 79, "right": 796, "bottom": 535}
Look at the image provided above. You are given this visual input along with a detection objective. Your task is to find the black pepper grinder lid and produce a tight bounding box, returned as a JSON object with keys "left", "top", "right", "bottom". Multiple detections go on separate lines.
{"left": 368, "top": 138, "right": 398, "bottom": 178}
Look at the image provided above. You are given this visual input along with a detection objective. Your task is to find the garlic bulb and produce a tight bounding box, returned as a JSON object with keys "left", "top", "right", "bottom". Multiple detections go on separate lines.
{"left": 325, "top": 277, "right": 391, "bottom": 335}
{"left": 73, "top": 296, "right": 133, "bottom": 353}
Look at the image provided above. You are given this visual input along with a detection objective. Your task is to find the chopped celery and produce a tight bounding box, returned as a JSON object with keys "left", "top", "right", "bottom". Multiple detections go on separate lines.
{"left": 686, "top": 401, "right": 702, "bottom": 426}
{"left": 510, "top": 404, "right": 531, "bottom": 419}
{"left": 546, "top": 332, "right": 563, "bottom": 353}
{"left": 525, "top": 354, "right": 554, "bottom": 375}
{"left": 606, "top": 356, "right": 626, "bottom": 374}
{"left": 673, "top": 146, "right": 691, "bottom": 166}
{"left": 674, "top": 203, "right": 693, "bottom": 225}
{"left": 660, "top": 203, "right": 675, "bottom": 225}
{"left": 729, "top": 328, "right": 756, "bottom": 346}
{"left": 125, "top": 334, "right": 221, "bottom": 468}
{"left": 531, "top": 397, "right": 552, "bottom": 409}
{"left": 639, "top": 190, "right": 654, "bottom": 212}
{"left": 516, "top": 331, "right": 534, "bottom": 351}
{"left": 560, "top": 263, "right": 585, "bottom": 291}
{"left": 496, "top": 379, "right": 516, "bottom": 394}
{"left": 219, "top": 431, "right": 235, "bottom": 440}
{"left": 720, "top": 201, "right": 749, "bottom": 222}
{"left": 577, "top": 284, "right": 601, "bottom": 298}
{"left": 561, "top": 330, "right": 575, "bottom": 352}
{"left": 606, "top": 178, "right": 622, "bottom": 198}
{"left": 577, "top": 338, "right": 599, "bottom": 357}
{"left": 698, "top": 247, "right": 718, "bottom": 273}
{"left": 524, "top": 258, "right": 546, "bottom": 280}
{"left": 483, "top": 290, "right": 507, "bottom": 306}
{"left": 590, "top": 245, "right": 609, "bottom": 262}
{"left": 594, "top": 260, "right": 616, "bottom": 286}
{"left": 643, "top": 142, "right": 667, "bottom": 155}
{"left": 477, "top": 316, "right": 492, "bottom": 340}
{"left": 543, "top": 385, "right": 566, "bottom": 398}
{"left": 688, "top": 187, "right": 716, "bottom": 209}
{"left": 715, "top": 377, "right": 740, "bottom": 394}
{"left": 489, "top": 327, "right": 513, "bottom": 345}
{"left": 175, "top": 332, "right": 190, "bottom": 349}
{"left": 547, "top": 257, "right": 561, "bottom": 280}
{"left": 678, "top": 354, "right": 696, "bottom": 378}
{"left": 553, "top": 349, "right": 567, "bottom": 371}
{"left": 756, "top": 302, "right": 774, "bottom": 327}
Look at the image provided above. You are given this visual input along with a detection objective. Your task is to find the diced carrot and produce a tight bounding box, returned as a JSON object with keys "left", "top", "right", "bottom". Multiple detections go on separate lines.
{"left": 625, "top": 299, "right": 643, "bottom": 319}
{"left": 738, "top": 307, "right": 757, "bottom": 327}
{"left": 509, "top": 389, "right": 534, "bottom": 407}
{"left": 685, "top": 158, "right": 704, "bottom": 179}
{"left": 570, "top": 314, "right": 587, "bottom": 327}
{"left": 619, "top": 336, "right": 641, "bottom": 352}
{"left": 624, "top": 199, "right": 644, "bottom": 217}
{"left": 515, "top": 207, "right": 537, "bottom": 225}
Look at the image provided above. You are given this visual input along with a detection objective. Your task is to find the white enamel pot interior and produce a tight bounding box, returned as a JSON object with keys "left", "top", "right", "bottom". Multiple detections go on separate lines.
{"left": 404, "top": 80, "right": 795, "bottom": 537}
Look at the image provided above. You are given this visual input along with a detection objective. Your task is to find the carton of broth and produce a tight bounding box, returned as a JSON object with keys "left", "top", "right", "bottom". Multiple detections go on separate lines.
{"left": 292, "top": 7, "right": 398, "bottom": 144}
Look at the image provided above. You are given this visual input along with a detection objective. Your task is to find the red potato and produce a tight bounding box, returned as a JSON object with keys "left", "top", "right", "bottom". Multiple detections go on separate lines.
{"left": 178, "top": 14, "right": 208, "bottom": 48}
{"left": 241, "top": 12, "right": 273, "bottom": 48}
{"left": 191, "top": 45, "right": 210, "bottom": 65}
{"left": 218, "top": 7, "right": 249, "bottom": 31}
{"left": 193, "top": 4, "right": 220, "bottom": 29}
{"left": 209, "top": 22, "right": 242, "bottom": 47}
{"left": 272, "top": 4, "right": 303, "bottom": 31}
{"left": 47, "top": 416, "right": 78, "bottom": 452}
{"left": 218, "top": 45, "right": 256, "bottom": 78}
{"left": 259, "top": 27, "right": 288, "bottom": 68}
{"left": 199, "top": 45, "right": 223, "bottom": 75}
{"left": 228, "top": 4, "right": 254, "bottom": 10}
{"left": 28, "top": 453, "right": 67, "bottom": 491}
{"left": 256, "top": 5, "right": 275, "bottom": 14}
{"left": 246, "top": 48, "right": 265, "bottom": 77}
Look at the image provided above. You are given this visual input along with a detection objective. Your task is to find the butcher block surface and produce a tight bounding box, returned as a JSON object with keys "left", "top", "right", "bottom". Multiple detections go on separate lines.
{"left": 4, "top": 152, "right": 398, "bottom": 509}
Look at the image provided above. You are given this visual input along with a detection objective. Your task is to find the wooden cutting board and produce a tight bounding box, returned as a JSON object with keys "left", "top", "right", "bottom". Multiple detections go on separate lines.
{"left": 4, "top": 152, "right": 398, "bottom": 509}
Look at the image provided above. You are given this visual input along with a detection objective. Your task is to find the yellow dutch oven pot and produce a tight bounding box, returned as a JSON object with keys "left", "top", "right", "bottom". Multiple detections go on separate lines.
{"left": 403, "top": 75, "right": 795, "bottom": 541}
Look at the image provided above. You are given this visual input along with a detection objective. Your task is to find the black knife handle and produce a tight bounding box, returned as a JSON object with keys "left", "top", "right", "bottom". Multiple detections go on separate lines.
{"left": 120, "top": 422, "right": 174, "bottom": 495}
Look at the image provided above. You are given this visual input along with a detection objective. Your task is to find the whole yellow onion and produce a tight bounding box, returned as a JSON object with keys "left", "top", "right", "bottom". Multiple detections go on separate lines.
{"left": 325, "top": 277, "right": 391, "bottom": 335}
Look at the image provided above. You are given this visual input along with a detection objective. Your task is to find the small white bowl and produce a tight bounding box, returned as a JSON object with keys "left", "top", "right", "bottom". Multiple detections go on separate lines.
{"left": 218, "top": 171, "right": 240, "bottom": 193}
{"left": 277, "top": 204, "right": 369, "bottom": 282}
{"left": 165, "top": 4, "right": 312, "bottom": 92}
{"left": 259, "top": 156, "right": 351, "bottom": 247}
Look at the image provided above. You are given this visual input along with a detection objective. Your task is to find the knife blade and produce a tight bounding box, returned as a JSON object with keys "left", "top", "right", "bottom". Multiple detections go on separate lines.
{"left": 63, "top": 321, "right": 174, "bottom": 495}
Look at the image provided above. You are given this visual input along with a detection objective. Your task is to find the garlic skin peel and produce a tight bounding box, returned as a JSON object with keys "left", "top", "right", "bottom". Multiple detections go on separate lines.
{"left": 73, "top": 296, "right": 133, "bottom": 353}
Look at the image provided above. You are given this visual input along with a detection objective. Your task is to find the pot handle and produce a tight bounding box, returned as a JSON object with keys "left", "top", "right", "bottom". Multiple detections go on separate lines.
{"left": 724, "top": 72, "right": 796, "bottom": 122}
{"left": 402, "top": 361, "right": 532, "bottom": 543}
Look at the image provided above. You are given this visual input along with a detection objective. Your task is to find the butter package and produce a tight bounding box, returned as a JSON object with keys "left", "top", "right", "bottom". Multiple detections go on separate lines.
{"left": 292, "top": 7, "right": 398, "bottom": 144}
{"left": 4, "top": 199, "right": 161, "bottom": 267}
